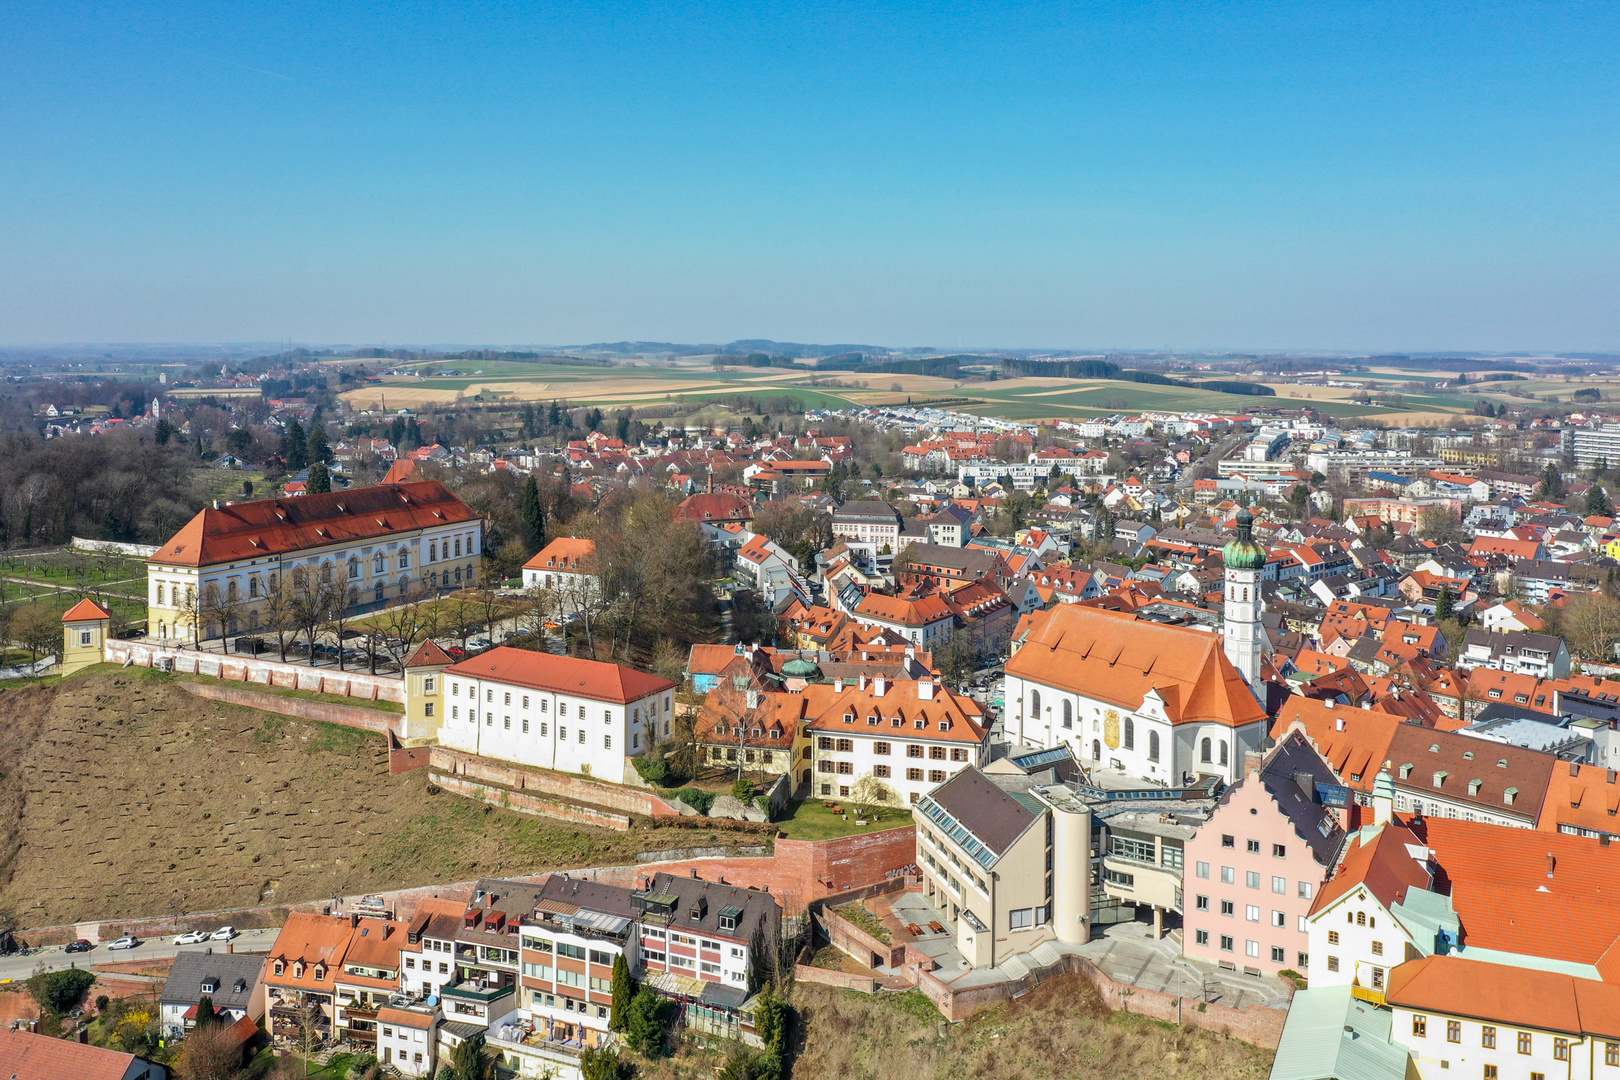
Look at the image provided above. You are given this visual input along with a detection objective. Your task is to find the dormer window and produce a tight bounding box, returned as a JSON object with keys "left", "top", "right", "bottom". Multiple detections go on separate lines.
{"left": 1504, "top": 787, "right": 1518, "bottom": 805}
{"left": 938, "top": 720, "right": 950, "bottom": 732}
{"left": 843, "top": 714, "right": 854, "bottom": 724}
{"left": 1433, "top": 771, "right": 1447, "bottom": 788}
{"left": 1399, "top": 763, "right": 1414, "bottom": 779}
{"left": 293, "top": 961, "right": 305, "bottom": 979}
{"left": 201, "top": 980, "right": 217, "bottom": 994}
{"left": 914, "top": 719, "right": 925, "bottom": 730}
{"left": 1468, "top": 779, "right": 1483, "bottom": 795}
{"left": 891, "top": 717, "right": 902, "bottom": 728}
{"left": 273, "top": 961, "right": 285, "bottom": 976}
{"left": 313, "top": 963, "right": 326, "bottom": 981}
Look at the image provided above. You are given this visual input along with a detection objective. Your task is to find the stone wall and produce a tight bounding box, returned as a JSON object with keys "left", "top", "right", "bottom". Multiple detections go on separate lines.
{"left": 820, "top": 900, "right": 906, "bottom": 969}
{"left": 428, "top": 746, "right": 682, "bottom": 818}
{"left": 107, "top": 640, "right": 405, "bottom": 703}
{"left": 178, "top": 682, "right": 396, "bottom": 734}
{"left": 389, "top": 745, "right": 433, "bottom": 775}
{"left": 792, "top": 964, "right": 877, "bottom": 993}
{"left": 913, "top": 951, "right": 1285, "bottom": 1049}
{"left": 431, "top": 773, "right": 633, "bottom": 830}
{"left": 772, "top": 825, "right": 918, "bottom": 907}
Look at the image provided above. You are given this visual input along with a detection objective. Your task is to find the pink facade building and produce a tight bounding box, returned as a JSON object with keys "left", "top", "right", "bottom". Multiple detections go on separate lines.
{"left": 1181, "top": 732, "right": 1347, "bottom": 977}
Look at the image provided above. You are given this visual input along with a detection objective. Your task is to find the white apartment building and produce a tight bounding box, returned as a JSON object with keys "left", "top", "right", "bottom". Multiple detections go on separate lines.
{"left": 439, "top": 648, "right": 676, "bottom": 785}
{"left": 831, "top": 500, "right": 902, "bottom": 560}
{"left": 520, "top": 537, "right": 597, "bottom": 596}
{"left": 807, "top": 675, "right": 990, "bottom": 806}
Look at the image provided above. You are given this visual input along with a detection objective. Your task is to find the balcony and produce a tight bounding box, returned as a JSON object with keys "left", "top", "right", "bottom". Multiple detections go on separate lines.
{"left": 442, "top": 978, "right": 514, "bottom": 1004}
{"left": 342, "top": 1002, "right": 380, "bottom": 1021}
{"left": 487, "top": 1017, "right": 615, "bottom": 1059}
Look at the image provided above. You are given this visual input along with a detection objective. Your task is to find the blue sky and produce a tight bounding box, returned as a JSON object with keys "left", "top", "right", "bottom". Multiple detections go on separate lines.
{"left": 2, "top": 1, "right": 1617, "bottom": 351}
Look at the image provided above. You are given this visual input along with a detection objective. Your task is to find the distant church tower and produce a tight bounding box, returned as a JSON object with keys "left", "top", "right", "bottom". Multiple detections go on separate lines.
{"left": 1222, "top": 506, "right": 1267, "bottom": 692}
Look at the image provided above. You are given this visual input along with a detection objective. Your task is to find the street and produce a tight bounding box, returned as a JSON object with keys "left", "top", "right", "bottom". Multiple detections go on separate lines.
{"left": 0, "top": 927, "right": 279, "bottom": 984}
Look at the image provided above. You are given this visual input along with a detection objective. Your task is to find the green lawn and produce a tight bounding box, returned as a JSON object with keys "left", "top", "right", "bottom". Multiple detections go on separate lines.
{"left": 775, "top": 798, "right": 911, "bottom": 841}
{"left": 0, "top": 549, "right": 150, "bottom": 591}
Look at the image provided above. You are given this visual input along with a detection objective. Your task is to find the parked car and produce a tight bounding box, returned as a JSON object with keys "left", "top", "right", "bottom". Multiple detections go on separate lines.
{"left": 470, "top": 638, "right": 492, "bottom": 649}
{"left": 108, "top": 936, "right": 140, "bottom": 951}
{"left": 173, "top": 930, "right": 210, "bottom": 945}
{"left": 64, "top": 940, "right": 93, "bottom": 954}
{"left": 211, "top": 926, "right": 238, "bottom": 941}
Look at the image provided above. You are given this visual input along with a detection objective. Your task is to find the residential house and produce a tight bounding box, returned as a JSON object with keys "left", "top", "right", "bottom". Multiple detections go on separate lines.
{"left": 831, "top": 500, "right": 903, "bottom": 561}
{"left": 633, "top": 871, "right": 780, "bottom": 995}
{"left": 1461, "top": 628, "right": 1572, "bottom": 679}
{"left": 520, "top": 537, "right": 597, "bottom": 596}
{"left": 518, "top": 876, "right": 638, "bottom": 1049}
{"left": 159, "top": 951, "right": 267, "bottom": 1038}
{"left": 1181, "top": 732, "right": 1346, "bottom": 978}
{"left": 808, "top": 674, "right": 990, "bottom": 805}
{"left": 0, "top": 1030, "right": 169, "bottom": 1080}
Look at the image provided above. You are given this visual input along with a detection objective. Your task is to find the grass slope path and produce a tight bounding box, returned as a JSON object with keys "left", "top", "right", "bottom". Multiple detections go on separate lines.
{"left": 0, "top": 672, "right": 760, "bottom": 928}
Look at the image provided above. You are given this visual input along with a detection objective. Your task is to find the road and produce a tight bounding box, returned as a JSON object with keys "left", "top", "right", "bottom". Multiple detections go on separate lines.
{"left": 0, "top": 927, "right": 279, "bottom": 984}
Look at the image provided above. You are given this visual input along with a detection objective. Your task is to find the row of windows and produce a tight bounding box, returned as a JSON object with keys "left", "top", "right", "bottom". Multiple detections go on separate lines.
{"left": 1220, "top": 836, "right": 1288, "bottom": 858}
{"left": 1191, "top": 930, "right": 1304, "bottom": 966}
{"left": 1408, "top": 1015, "right": 1609, "bottom": 1063}
{"left": 1192, "top": 898, "right": 1297, "bottom": 929}
{"left": 1193, "top": 863, "right": 1313, "bottom": 897}
{"left": 828, "top": 764, "right": 947, "bottom": 782}
{"left": 816, "top": 737, "right": 967, "bottom": 761}
{"left": 1024, "top": 689, "right": 1231, "bottom": 765}
{"left": 451, "top": 709, "right": 632, "bottom": 748}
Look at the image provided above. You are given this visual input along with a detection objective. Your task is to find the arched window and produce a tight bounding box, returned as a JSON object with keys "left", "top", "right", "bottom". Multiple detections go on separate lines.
{"left": 398, "top": 575, "right": 410, "bottom": 594}
{"left": 1201, "top": 737, "right": 1212, "bottom": 763}
{"left": 348, "top": 557, "right": 360, "bottom": 580}
{"left": 1062, "top": 700, "right": 1073, "bottom": 729}
{"left": 454, "top": 537, "right": 463, "bottom": 557}
{"left": 347, "top": 587, "right": 359, "bottom": 609}
{"left": 1092, "top": 739, "right": 1101, "bottom": 761}
{"left": 1030, "top": 689, "right": 1041, "bottom": 718}
{"left": 398, "top": 549, "right": 410, "bottom": 569}
{"left": 1219, "top": 741, "right": 1229, "bottom": 766}
{"left": 292, "top": 566, "right": 306, "bottom": 587}
{"left": 248, "top": 576, "right": 260, "bottom": 599}
{"left": 156, "top": 583, "right": 166, "bottom": 606}
{"left": 430, "top": 571, "right": 439, "bottom": 589}
{"left": 1149, "top": 730, "right": 1160, "bottom": 762}
{"left": 375, "top": 581, "right": 385, "bottom": 602}
{"left": 320, "top": 562, "right": 334, "bottom": 583}
{"left": 1356, "top": 911, "right": 1367, "bottom": 926}
{"left": 373, "top": 553, "right": 385, "bottom": 574}
{"left": 1123, "top": 716, "right": 1135, "bottom": 750}
{"left": 226, "top": 580, "right": 238, "bottom": 602}
{"left": 454, "top": 566, "right": 463, "bottom": 583}
{"left": 158, "top": 621, "right": 166, "bottom": 637}
{"left": 267, "top": 573, "right": 277, "bottom": 590}
{"left": 204, "top": 583, "right": 219, "bottom": 605}
{"left": 249, "top": 611, "right": 260, "bottom": 628}
{"left": 430, "top": 542, "right": 438, "bottom": 562}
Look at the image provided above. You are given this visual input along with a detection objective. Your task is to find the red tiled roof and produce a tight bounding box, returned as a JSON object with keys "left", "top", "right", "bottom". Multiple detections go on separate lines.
{"left": 1006, "top": 604, "right": 1265, "bottom": 729}
{"left": 521, "top": 536, "right": 595, "bottom": 572}
{"left": 1386, "top": 955, "right": 1620, "bottom": 1038}
{"left": 381, "top": 458, "right": 419, "bottom": 484}
{"left": 149, "top": 481, "right": 480, "bottom": 568}
{"left": 1309, "top": 818, "right": 1431, "bottom": 915}
{"left": 61, "top": 597, "right": 113, "bottom": 622}
{"left": 0, "top": 1030, "right": 152, "bottom": 1080}
{"left": 443, "top": 646, "right": 675, "bottom": 704}
{"left": 404, "top": 640, "right": 454, "bottom": 668}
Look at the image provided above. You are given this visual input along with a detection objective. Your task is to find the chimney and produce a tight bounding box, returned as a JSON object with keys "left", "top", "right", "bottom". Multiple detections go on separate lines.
{"left": 1571, "top": 762, "right": 1581, "bottom": 777}
{"left": 351, "top": 912, "right": 360, "bottom": 927}
{"left": 918, "top": 678, "right": 934, "bottom": 701}
{"left": 212, "top": 499, "right": 222, "bottom": 510}
{"left": 834, "top": 677, "right": 844, "bottom": 693}
{"left": 77, "top": 1028, "right": 88, "bottom": 1044}
{"left": 859, "top": 674, "right": 868, "bottom": 691}
{"left": 875, "top": 675, "right": 887, "bottom": 697}
{"left": 1547, "top": 852, "right": 1556, "bottom": 878}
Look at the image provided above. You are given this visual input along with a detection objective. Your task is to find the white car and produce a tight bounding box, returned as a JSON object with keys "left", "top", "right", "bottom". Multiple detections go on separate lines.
{"left": 211, "top": 926, "right": 238, "bottom": 941}
{"left": 173, "top": 930, "right": 210, "bottom": 946}
{"left": 108, "top": 936, "right": 140, "bottom": 950}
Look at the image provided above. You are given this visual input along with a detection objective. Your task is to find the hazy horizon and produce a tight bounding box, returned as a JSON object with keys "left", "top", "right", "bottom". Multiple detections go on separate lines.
{"left": 4, "top": 2, "right": 1618, "bottom": 351}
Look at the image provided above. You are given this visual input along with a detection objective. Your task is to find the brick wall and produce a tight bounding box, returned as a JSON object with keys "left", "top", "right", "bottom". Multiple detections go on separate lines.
{"left": 429, "top": 746, "right": 682, "bottom": 818}
{"left": 793, "top": 964, "right": 877, "bottom": 992}
{"left": 178, "top": 682, "right": 396, "bottom": 734}
{"left": 389, "top": 746, "right": 433, "bottom": 774}
{"left": 820, "top": 902, "right": 905, "bottom": 969}
{"left": 107, "top": 640, "right": 405, "bottom": 703}
{"left": 431, "top": 773, "right": 633, "bottom": 830}
{"left": 774, "top": 825, "right": 917, "bottom": 901}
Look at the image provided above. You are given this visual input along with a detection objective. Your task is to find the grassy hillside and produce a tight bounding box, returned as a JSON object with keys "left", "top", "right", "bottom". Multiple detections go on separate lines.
{"left": 638, "top": 976, "right": 1274, "bottom": 1080}
{"left": 0, "top": 670, "right": 764, "bottom": 928}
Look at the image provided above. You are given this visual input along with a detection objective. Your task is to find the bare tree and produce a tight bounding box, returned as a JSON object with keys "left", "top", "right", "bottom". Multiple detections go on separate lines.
{"left": 849, "top": 772, "right": 900, "bottom": 818}
{"left": 176, "top": 1018, "right": 243, "bottom": 1080}
{"left": 321, "top": 585, "right": 361, "bottom": 671}
{"left": 288, "top": 567, "right": 339, "bottom": 665}
{"left": 259, "top": 572, "right": 298, "bottom": 662}
{"left": 371, "top": 582, "right": 437, "bottom": 668}
{"left": 203, "top": 581, "right": 244, "bottom": 653}
{"left": 700, "top": 671, "right": 773, "bottom": 782}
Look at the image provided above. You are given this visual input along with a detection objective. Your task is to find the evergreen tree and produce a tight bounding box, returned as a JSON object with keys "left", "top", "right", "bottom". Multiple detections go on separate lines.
{"left": 306, "top": 416, "right": 331, "bottom": 466}
{"left": 1588, "top": 484, "right": 1613, "bottom": 518}
{"left": 153, "top": 418, "right": 175, "bottom": 445}
{"left": 1541, "top": 461, "right": 1564, "bottom": 500}
{"left": 623, "top": 987, "right": 671, "bottom": 1057}
{"left": 283, "top": 417, "right": 309, "bottom": 471}
{"left": 547, "top": 400, "right": 562, "bottom": 427}
{"left": 389, "top": 415, "right": 406, "bottom": 446}
{"left": 306, "top": 463, "right": 332, "bottom": 496}
{"left": 615, "top": 411, "right": 631, "bottom": 443}
{"left": 194, "top": 994, "right": 217, "bottom": 1027}
{"left": 1435, "top": 584, "right": 1455, "bottom": 622}
{"left": 521, "top": 476, "right": 545, "bottom": 554}
{"left": 609, "top": 954, "right": 633, "bottom": 1032}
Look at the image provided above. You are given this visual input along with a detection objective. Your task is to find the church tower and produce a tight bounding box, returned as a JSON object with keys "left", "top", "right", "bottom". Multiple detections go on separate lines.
{"left": 1221, "top": 507, "right": 1267, "bottom": 691}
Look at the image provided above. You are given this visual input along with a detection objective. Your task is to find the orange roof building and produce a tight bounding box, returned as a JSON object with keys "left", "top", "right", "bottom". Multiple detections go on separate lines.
{"left": 520, "top": 536, "right": 597, "bottom": 592}
{"left": 145, "top": 480, "right": 484, "bottom": 645}
{"left": 438, "top": 647, "right": 676, "bottom": 785}
{"left": 0, "top": 1029, "right": 169, "bottom": 1080}
{"left": 1002, "top": 603, "right": 1267, "bottom": 786}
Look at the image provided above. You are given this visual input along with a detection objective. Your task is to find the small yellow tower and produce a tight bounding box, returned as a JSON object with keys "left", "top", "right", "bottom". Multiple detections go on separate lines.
{"left": 60, "top": 598, "right": 114, "bottom": 676}
{"left": 401, "top": 639, "right": 453, "bottom": 744}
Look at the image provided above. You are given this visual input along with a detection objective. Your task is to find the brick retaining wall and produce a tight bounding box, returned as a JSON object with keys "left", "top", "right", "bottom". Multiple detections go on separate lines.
{"left": 793, "top": 964, "right": 877, "bottom": 992}
{"left": 107, "top": 640, "right": 405, "bottom": 703}
{"left": 389, "top": 745, "right": 433, "bottom": 774}
{"left": 178, "top": 681, "right": 397, "bottom": 734}
{"left": 429, "top": 746, "right": 682, "bottom": 817}
{"left": 820, "top": 901, "right": 906, "bottom": 969}
{"left": 773, "top": 825, "right": 917, "bottom": 902}
{"left": 431, "top": 773, "right": 633, "bottom": 830}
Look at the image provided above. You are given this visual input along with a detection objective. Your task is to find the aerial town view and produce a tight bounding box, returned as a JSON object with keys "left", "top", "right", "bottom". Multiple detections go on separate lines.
{"left": 2, "top": 4, "right": 1617, "bottom": 1080}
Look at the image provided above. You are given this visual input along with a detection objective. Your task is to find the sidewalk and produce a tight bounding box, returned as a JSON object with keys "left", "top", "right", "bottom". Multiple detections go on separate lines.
{"left": 1074, "top": 921, "right": 1293, "bottom": 1011}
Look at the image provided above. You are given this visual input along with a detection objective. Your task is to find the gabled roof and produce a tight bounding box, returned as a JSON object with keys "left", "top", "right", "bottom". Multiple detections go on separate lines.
{"left": 1387, "top": 955, "right": 1620, "bottom": 1038}
{"left": 1005, "top": 604, "right": 1265, "bottom": 729}
{"left": 0, "top": 1030, "right": 153, "bottom": 1080}
{"left": 149, "top": 481, "right": 480, "bottom": 568}
{"left": 404, "top": 640, "right": 454, "bottom": 668}
{"left": 443, "top": 647, "right": 676, "bottom": 704}
{"left": 61, "top": 597, "right": 113, "bottom": 622}
{"left": 923, "top": 766, "right": 1040, "bottom": 862}
{"left": 521, "top": 536, "right": 596, "bottom": 572}
{"left": 1309, "top": 818, "right": 1431, "bottom": 916}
